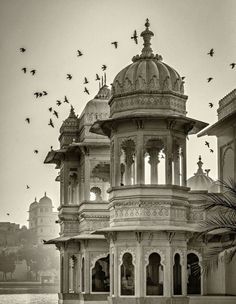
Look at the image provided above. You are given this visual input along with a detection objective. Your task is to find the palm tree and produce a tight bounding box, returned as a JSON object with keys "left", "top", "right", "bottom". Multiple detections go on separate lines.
{"left": 200, "top": 178, "right": 236, "bottom": 272}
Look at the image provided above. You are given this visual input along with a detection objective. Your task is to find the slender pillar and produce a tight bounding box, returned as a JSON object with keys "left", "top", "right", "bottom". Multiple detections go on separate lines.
{"left": 63, "top": 251, "right": 69, "bottom": 293}
{"left": 62, "top": 164, "right": 69, "bottom": 205}
{"left": 114, "top": 137, "right": 121, "bottom": 186}
{"left": 84, "top": 156, "right": 90, "bottom": 200}
{"left": 124, "top": 149, "right": 134, "bottom": 185}
{"left": 148, "top": 148, "right": 160, "bottom": 184}
{"left": 165, "top": 136, "right": 173, "bottom": 185}
{"left": 136, "top": 133, "right": 144, "bottom": 184}
{"left": 174, "top": 154, "right": 180, "bottom": 185}
{"left": 181, "top": 140, "right": 187, "bottom": 186}
{"left": 164, "top": 247, "right": 172, "bottom": 296}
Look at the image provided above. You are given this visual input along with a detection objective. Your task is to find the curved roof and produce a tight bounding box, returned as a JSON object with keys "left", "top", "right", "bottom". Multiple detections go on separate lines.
{"left": 29, "top": 197, "right": 38, "bottom": 210}
{"left": 39, "top": 192, "right": 52, "bottom": 205}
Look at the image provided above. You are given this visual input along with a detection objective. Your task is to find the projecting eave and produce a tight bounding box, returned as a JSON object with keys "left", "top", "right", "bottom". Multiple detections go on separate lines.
{"left": 92, "top": 225, "right": 199, "bottom": 235}
{"left": 90, "top": 114, "right": 208, "bottom": 137}
{"left": 198, "top": 111, "right": 236, "bottom": 137}
{"left": 44, "top": 234, "right": 105, "bottom": 244}
{"left": 44, "top": 149, "right": 67, "bottom": 164}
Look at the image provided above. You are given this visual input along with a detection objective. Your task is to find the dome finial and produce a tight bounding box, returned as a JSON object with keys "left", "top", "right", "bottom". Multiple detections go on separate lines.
{"left": 44, "top": 192, "right": 47, "bottom": 197}
{"left": 197, "top": 155, "right": 204, "bottom": 174}
{"left": 140, "top": 18, "right": 154, "bottom": 58}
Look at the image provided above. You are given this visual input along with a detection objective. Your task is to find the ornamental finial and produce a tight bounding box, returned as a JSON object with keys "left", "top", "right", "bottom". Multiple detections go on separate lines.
{"left": 140, "top": 18, "right": 154, "bottom": 57}
{"left": 196, "top": 155, "right": 204, "bottom": 174}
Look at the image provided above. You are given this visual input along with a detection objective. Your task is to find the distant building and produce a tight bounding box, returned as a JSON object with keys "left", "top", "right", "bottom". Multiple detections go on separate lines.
{"left": 28, "top": 193, "right": 59, "bottom": 244}
{"left": 0, "top": 222, "right": 22, "bottom": 248}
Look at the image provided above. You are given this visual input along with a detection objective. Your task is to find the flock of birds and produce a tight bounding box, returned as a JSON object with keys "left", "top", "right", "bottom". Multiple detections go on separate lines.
{"left": 17, "top": 30, "right": 235, "bottom": 194}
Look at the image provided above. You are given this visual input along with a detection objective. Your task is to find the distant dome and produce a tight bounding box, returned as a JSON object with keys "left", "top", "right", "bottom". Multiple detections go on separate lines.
{"left": 39, "top": 192, "right": 52, "bottom": 205}
{"left": 29, "top": 197, "right": 38, "bottom": 210}
{"left": 110, "top": 19, "right": 186, "bottom": 119}
{"left": 187, "top": 156, "right": 217, "bottom": 192}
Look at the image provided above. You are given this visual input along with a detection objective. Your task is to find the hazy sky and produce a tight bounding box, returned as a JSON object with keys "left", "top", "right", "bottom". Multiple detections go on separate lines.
{"left": 0, "top": 0, "right": 235, "bottom": 226}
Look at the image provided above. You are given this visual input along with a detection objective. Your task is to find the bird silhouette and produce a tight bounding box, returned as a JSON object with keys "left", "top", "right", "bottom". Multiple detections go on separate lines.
{"left": 84, "top": 77, "right": 89, "bottom": 84}
{"left": 95, "top": 74, "right": 100, "bottom": 81}
{"left": 50, "top": 146, "right": 53, "bottom": 150}
{"left": 181, "top": 76, "right": 186, "bottom": 80}
{"left": 34, "top": 92, "right": 39, "bottom": 98}
{"left": 102, "top": 65, "right": 107, "bottom": 71}
{"left": 25, "top": 118, "right": 30, "bottom": 124}
{"left": 207, "top": 77, "right": 213, "bottom": 82}
{"left": 48, "top": 107, "right": 52, "bottom": 112}
{"left": 56, "top": 100, "right": 62, "bottom": 106}
{"left": 22, "top": 67, "right": 27, "bottom": 73}
{"left": 26, "top": 185, "right": 30, "bottom": 189}
{"left": 64, "top": 96, "right": 69, "bottom": 103}
{"left": 131, "top": 30, "right": 138, "bottom": 44}
{"left": 205, "top": 141, "right": 210, "bottom": 148}
{"left": 111, "top": 41, "right": 118, "bottom": 48}
{"left": 67, "top": 74, "right": 72, "bottom": 80}
{"left": 230, "top": 63, "right": 236, "bottom": 69}
{"left": 209, "top": 102, "right": 213, "bottom": 108}
{"left": 30, "top": 69, "right": 36, "bottom": 75}
{"left": 6, "top": 213, "right": 10, "bottom": 216}
{"left": 77, "top": 50, "right": 83, "bottom": 57}
{"left": 38, "top": 92, "right": 43, "bottom": 97}
{"left": 53, "top": 110, "right": 59, "bottom": 118}
{"left": 207, "top": 48, "right": 214, "bottom": 57}
{"left": 210, "top": 149, "right": 214, "bottom": 153}
{"left": 43, "top": 91, "right": 48, "bottom": 96}
{"left": 84, "top": 87, "right": 89, "bottom": 95}
{"left": 34, "top": 150, "right": 39, "bottom": 154}
{"left": 48, "top": 119, "right": 54, "bottom": 128}
{"left": 20, "top": 47, "right": 26, "bottom": 53}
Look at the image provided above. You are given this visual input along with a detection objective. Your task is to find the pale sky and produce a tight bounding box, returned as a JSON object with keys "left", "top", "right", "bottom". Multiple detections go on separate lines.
{"left": 0, "top": 0, "right": 235, "bottom": 226}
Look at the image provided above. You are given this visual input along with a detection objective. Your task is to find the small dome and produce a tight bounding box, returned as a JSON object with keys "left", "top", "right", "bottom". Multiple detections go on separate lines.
{"left": 39, "top": 192, "right": 52, "bottom": 205}
{"left": 60, "top": 106, "right": 79, "bottom": 134}
{"left": 187, "top": 156, "right": 217, "bottom": 192}
{"left": 29, "top": 197, "right": 38, "bottom": 210}
{"left": 94, "top": 84, "right": 111, "bottom": 100}
{"left": 109, "top": 19, "right": 186, "bottom": 118}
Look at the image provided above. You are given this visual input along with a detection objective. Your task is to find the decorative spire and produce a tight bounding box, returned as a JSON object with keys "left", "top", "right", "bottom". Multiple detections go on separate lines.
{"left": 140, "top": 18, "right": 154, "bottom": 57}
{"left": 68, "top": 105, "right": 76, "bottom": 118}
{"left": 196, "top": 156, "right": 204, "bottom": 174}
{"left": 34, "top": 197, "right": 37, "bottom": 202}
{"left": 44, "top": 192, "right": 47, "bottom": 197}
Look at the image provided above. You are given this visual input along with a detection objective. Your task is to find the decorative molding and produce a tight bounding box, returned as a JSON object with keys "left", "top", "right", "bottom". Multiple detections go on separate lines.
{"left": 144, "top": 248, "right": 166, "bottom": 266}
{"left": 118, "top": 248, "right": 136, "bottom": 265}
{"left": 90, "top": 252, "right": 109, "bottom": 267}
{"left": 173, "top": 248, "right": 185, "bottom": 266}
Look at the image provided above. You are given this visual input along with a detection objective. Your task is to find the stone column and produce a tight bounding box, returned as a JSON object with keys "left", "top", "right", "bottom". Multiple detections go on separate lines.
{"left": 148, "top": 148, "right": 160, "bottom": 184}
{"left": 165, "top": 136, "right": 173, "bottom": 185}
{"left": 182, "top": 250, "right": 187, "bottom": 296}
{"left": 124, "top": 149, "right": 134, "bottom": 185}
{"left": 113, "top": 244, "right": 118, "bottom": 296}
{"left": 63, "top": 251, "right": 69, "bottom": 293}
{"left": 62, "top": 164, "right": 69, "bottom": 205}
{"left": 164, "top": 246, "right": 172, "bottom": 297}
{"left": 136, "top": 238, "right": 142, "bottom": 297}
{"left": 136, "top": 133, "right": 144, "bottom": 184}
{"left": 84, "top": 156, "right": 90, "bottom": 201}
{"left": 114, "top": 137, "right": 121, "bottom": 187}
{"left": 173, "top": 147, "right": 180, "bottom": 186}
{"left": 181, "top": 141, "right": 187, "bottom": 186}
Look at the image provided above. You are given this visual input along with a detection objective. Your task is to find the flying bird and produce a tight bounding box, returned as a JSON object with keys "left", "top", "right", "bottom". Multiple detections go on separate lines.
{"left": 6, "top": 213, "right": 10, "bottom": 216}
{"left": 210, "top": 149, "right": 214, "bottom": 153}
{"left": 64, "top": 96, "right": 69, "bottom": 103}
{"left": 34, "top": 150, "right": 39, "bottom": 154}
{"left": 131, "top": 30, "right": 138, "bottom": 44}
{"left": 230, "top": 63, "right": 236, "bottom": 69}
{"left": 48, "top": 119, "right": 54, "bottom": 128}
{"left": 20, "top": 47, "right": 26, "bottom": 53}
{"left": 207, "top": 77, "right": 213, "bottom": 82}
{"left": 205, "top": 141, "right": 210, "bottom": 148}
{"left": 181, "top": 76, "right": 186, "bottom": 80}
{"left": 111, "top": 41, "right": 118, "bottom": 49}
{"left": 26, "top": 185, "right": 30, "bottom": 189}
{"left": 34, "top": 92, "right": 39, "bottom": 98}
{"left": 77, "top": 50, "right": 83, "bottom": 57}
{"left": 53, "top": 110, "right": 59, "bottom": 118}
{"left": 207, "top": 48, "right": 214, "bottom": 57}
{"left": 84, "top": 87, "right": 89, "bottom": 95}
{"left": 209, "top": 102, "right": 213, "bottom": 108}
{"left": 48, "top": 107, "right": 52, "bottom": 112}
{"left": 25, "top": 118, "right": 30, "bottom": 124}
{"left": 43, "top": 91, "right": 48, "bottom": 96}
{"left": 50, "top": 146, "right": 53, "bottom": 150}
{"left": 38, "top": 92, "right": 43, "bottom": 97}
{"left": 102, "top": 65, "right": 107, "bottom": 71}
{"left": 30, "top": 69, "right": 36, "bottom": 75}
{"left": 95, "top": 74, "right": 100, "bottom": 81}
{"left": 84, "top": 77, "right": 89, "bottom": 84}
{"left": 22, "top": 67, "right": 27, "bottom": 73}
{"left": 67, "top": 74, "right": 72, "bottom": 80}
{"left": 56, "top": 100, "right": 61, "bottom": 106}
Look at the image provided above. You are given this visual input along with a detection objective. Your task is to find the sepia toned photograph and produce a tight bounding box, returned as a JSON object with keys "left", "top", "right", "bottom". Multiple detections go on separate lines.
{"left": 0, "top": 0, "right": 235, "bottom": 303}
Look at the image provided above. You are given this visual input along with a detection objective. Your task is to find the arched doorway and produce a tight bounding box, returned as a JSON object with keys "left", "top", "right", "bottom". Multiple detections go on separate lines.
{"left": 187, "top": 253, "right": 201, "bottom": 294}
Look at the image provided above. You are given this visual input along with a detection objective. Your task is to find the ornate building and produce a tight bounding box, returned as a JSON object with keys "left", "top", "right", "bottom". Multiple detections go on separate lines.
{"left": 28, "top": 193, "right": 59, "bottom": 244}
{"left": 45, "top": 20, "right": 236, "bottom": 304}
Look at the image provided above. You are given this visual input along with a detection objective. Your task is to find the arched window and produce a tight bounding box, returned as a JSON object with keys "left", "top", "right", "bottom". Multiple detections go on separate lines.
{"left": 81, "top": 257, "right": 85, "bottom": 292}
{"left": 173, "top": 253, "right": 182, "bottom": 295}
{"left": 120, "top": 253, "right": 135, "bottom": 295}
{"left": 146, "top": 252, "right": 163, "bottom": 295}
{"left": 90, "top": 186, "right": 102, "bottom": 201}
{"left": 187, "top": 253, "right": 201, "bottom": 295}
{"left": 92, "top": 255, "right": 110, "bottom": 292}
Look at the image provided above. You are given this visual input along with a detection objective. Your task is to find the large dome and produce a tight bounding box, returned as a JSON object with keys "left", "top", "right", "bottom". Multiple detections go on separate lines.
{"left": 39, "top": 192, "right": 52, "bottom": 205}
{"left": 109, "top": 19, "right": 187, "bottom": 119}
